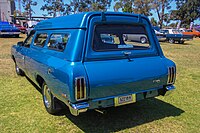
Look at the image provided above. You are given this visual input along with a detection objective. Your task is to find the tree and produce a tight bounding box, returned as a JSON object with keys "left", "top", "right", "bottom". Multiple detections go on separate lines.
{"left": 114, "top": 0, "right": 153, "bottom": 16}
{"left": 163, "top": 13, "right": 171, "bottom": 26}
{"left": 41, "top": 0, "right": 67, "bottom": 17}
{"left": 114, "top": 0, "right": 134, "bottom": 13}
{"left": 171, "top": 0, "right": 200, "bottom": 26}
{"left": 133, "top": 0, "right": 153, "bottom": 16}
{"left": 152, "top": 0, "right": 172, "bottom": 29}
{"left": 150, "top": 17, "right": 158, "bottom": 26}
{"left": 168, "top": 22, "right": 178, "bottom": 28}
{"left": 70, "top": 0, "right": 111, "bottom": 13}
{"left": 22, "top": 0, "right": 37, "bottom": 19}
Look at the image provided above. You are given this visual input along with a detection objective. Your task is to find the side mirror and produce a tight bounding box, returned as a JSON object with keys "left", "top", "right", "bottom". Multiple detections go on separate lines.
{"left": 17, "top": 41, "right": 24, "bottom": 46}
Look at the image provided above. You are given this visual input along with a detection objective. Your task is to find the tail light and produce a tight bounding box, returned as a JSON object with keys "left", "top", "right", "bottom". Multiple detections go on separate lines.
{"left": 75, "top": 77, "right": 86, "bottom": 101}
{"left": 167, "top": 67, "right": 176, "bottom": 84}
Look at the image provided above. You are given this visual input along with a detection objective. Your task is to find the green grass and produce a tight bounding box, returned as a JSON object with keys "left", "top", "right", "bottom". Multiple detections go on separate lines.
{"left": 0, "top": 35, "right": 200, "bottom": 133}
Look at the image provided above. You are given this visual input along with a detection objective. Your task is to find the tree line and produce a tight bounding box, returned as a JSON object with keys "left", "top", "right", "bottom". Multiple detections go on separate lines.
{"left": 17, "top": 0, "right": 200, "bottom": 28}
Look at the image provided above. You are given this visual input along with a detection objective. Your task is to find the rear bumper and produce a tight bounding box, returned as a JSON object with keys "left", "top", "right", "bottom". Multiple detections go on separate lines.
{"left": 165, "top": 85, "right": 175, "bottom": 95}
{"left": 68, "top": 85, "right": 175, "bottom": 116}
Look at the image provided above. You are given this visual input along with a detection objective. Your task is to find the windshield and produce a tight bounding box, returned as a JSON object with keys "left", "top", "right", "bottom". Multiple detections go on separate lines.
{"left": 93, "top": 24, "right": 150, "bottom": 51}
{"left": 172, "top": 30, "right": 182, "bottom": 34}
{"left": 160, "top": 30, "right": 169, "bottom": 34}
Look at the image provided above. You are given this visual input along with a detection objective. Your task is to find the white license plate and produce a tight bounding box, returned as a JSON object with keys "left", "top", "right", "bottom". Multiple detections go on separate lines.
{"left": 114, "top": 94, "right": 136, "bottom": 106}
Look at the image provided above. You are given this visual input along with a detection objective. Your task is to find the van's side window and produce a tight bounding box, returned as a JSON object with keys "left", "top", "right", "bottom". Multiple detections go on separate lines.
{"left": 24, "top": 33, "right": 35, "bottom": 48}
{"left": 34, "top": 33, "right": 48, "bottom": 47}
{"left": 47, "top": 34, "right": 69, "bottom": 51}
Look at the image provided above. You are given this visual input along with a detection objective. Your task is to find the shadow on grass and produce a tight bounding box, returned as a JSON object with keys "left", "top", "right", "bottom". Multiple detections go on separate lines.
{"left": 26, "top": 76, "right": 184, "bottom": 132}
{"left": 26, "top": 76, "right": 41, "bottom": 94}
{"left": 64, "top": 98, "right": 184, "bottom": 132}
{"left": 160, "top": 41, "right": 192, "bottom": 45}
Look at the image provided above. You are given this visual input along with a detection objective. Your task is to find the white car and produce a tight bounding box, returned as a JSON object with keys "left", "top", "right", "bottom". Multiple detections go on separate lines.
{"left": 154, "top": 30, "right": 166, "bottom": 41}
{"left": 24, "top": 21, "right": 38, "bottom": 36}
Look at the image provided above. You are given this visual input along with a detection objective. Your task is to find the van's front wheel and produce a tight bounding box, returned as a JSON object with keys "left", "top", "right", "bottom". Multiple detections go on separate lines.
{"left": 42, "top": 82, "right": 61, "bottom": 115}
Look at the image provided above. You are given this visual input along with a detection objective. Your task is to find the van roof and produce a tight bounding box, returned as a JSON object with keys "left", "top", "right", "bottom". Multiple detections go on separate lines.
{"left": 35, "top": 12, "right": 145, "bottom": 30}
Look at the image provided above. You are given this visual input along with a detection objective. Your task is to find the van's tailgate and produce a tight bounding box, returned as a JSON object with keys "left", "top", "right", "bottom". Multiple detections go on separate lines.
{"left": 84, "top": 56, "right": 168, "bottom": 99}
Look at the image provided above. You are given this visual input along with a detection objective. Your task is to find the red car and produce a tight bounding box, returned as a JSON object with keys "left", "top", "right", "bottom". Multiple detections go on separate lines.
{"left": 182, "top": 29, "right": 200, "bottom": 38}
{"left": 14, "top": 24, "right": 26, "bottom": 34}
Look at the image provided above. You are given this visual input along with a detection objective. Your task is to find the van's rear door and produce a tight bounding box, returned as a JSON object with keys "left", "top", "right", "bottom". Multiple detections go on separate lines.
{"left": 83, "top": 14, "right": 167, "bottom": 99}
{"left": 84, "top": 57, "right": 167, "bottom": 99}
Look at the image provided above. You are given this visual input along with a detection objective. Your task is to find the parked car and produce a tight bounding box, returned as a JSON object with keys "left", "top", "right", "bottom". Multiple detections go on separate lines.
{"left": 160, "top": 29, "right": 193, "bottom": 44}
{"left": 154, "top": 29, "right": 166, "bottom": 41}
{"left": 0, "top": 21, "right": 20, "bottom": 37}
{"left": 123, "top": 34, "right": 148, "bottom": 44}
{"left": 182, "top": 29, "right": 200, "bottom": 38}
{"left": 11, "top": 12, "right": 176, "bottom": 116}
{"left": 100, "top": 34, "right": 115, "bottom": 44}
{"left": 14, "top": 24, "right": 27, "bottom": 34}
{"left": 24, "top": 21, "right": 38, "bottom": 36}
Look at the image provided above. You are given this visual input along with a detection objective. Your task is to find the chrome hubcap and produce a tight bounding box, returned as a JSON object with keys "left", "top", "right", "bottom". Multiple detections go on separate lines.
{"left": 141, "top": 38, "right": 146, "bottom": 43}
{"left": 43, "top": 85, "right": 52, "bottom": 108}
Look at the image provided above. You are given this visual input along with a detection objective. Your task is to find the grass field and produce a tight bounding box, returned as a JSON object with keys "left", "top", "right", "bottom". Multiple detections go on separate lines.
{"left": 0, "top": 35, "right": 200, "bottom": 133}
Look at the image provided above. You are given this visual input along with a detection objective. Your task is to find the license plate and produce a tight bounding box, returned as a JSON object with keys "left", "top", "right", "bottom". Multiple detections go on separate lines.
{"left": 114, "top": 94, "right": 136, "bottom": 106}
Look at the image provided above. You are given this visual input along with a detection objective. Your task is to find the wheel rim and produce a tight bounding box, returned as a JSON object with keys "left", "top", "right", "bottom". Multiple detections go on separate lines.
{"left": 169, "top": 39, "right": 174, "bottom": 43}
{"left": 43, "top": 85, "right": 52, "bottom": 108}
{"left": 141, "top": 37, "right": 146, "bottom": 43}
{"left": 123, "top": 35, "right": 127, "bottom": 41}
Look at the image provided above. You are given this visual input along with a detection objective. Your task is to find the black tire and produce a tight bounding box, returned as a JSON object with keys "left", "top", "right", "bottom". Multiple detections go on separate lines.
{"left": 42, "top": 82, "right": 62, "bottom": 115}
{"left": 169, "top": 38, "right": 174, "bottom": 44}
{"left": 15, "top": 63, "right": 24, "bottom": 76}
{"left": 178, "top": 40, "right": 184, "bottom": 44}
{"left": 15, "top": 34, "right": 19, "bottom": 38}
{"left": 140, "top": 37, "right": 147, "bottom": 44}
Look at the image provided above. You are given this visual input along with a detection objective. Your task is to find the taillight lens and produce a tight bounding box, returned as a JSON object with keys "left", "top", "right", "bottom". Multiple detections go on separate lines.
{"left": 167, "top": 67, "right": 176, "bottom": 84}
{"left": 75, "top": 77, "right": 86, "bottom": 101}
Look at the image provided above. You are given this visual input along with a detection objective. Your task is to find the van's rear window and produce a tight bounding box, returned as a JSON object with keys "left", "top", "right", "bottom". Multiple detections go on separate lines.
{"left": 93, "top": 24, "right": 150, "bottom": 51}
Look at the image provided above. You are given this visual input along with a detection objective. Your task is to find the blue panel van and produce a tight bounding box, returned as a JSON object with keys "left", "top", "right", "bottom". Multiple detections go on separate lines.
{"left": 11, "top": 12, "right": 176, "bottom": 116}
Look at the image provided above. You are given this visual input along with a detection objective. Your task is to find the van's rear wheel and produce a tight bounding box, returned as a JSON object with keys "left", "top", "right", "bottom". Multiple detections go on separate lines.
{"left": 42, "top": 82, "right": 62, "bottom": 115}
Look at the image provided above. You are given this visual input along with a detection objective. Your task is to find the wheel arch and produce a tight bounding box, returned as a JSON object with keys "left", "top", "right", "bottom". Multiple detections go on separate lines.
{"left": 36, "top": 75, "right": 45, "bottom": 88}
{"left": 11, "top": 55, "right": 16, "bottom": 63}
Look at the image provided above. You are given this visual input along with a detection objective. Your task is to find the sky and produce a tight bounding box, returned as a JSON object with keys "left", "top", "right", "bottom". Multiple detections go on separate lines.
{"left": 16, "top": 0, "right": 199, "bottom": 25}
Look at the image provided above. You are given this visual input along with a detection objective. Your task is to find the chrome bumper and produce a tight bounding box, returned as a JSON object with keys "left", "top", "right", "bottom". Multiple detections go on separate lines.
{"left": 69, "top": 102, "right": 89, "bottom": 116}
{"left": 68, "top": 85, "right": 175, "bottom": 116}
